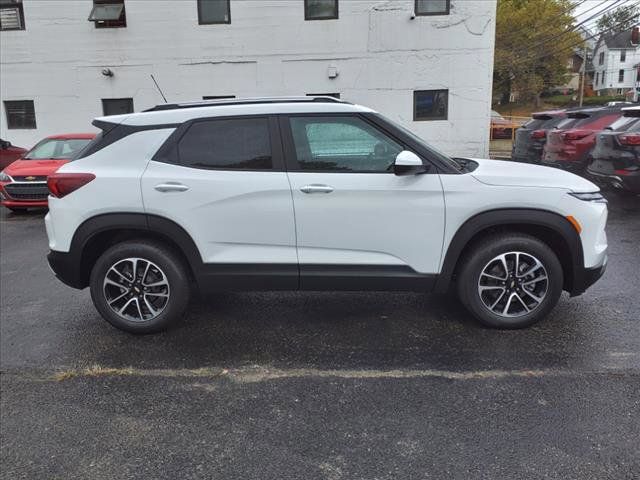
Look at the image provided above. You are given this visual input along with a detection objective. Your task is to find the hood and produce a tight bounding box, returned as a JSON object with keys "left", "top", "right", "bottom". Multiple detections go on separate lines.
{"left": 467, "top": 158, "right": 598, "bottom": 192}
{"left": 3, "top": 159, "right": 70, "bottom": 176}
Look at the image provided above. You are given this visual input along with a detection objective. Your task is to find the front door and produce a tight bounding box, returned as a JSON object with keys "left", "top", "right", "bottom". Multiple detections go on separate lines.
{"left": 281, "top": 114, "right": 446, "bottom": 290}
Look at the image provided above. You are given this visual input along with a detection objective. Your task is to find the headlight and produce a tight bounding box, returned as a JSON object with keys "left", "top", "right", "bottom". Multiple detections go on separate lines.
{"left": 569, "top": 192, "right": 607, "bottom": 203}
{"left": 0, "top": 171, "right": 12, "bottom": 182}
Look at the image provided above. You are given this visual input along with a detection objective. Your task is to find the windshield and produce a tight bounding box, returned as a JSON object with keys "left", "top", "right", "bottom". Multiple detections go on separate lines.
{"left": 374, "top": 114, "right": 462, "bottom": 170}
{"left": 23, "top": 138, "right": 92, "bottom": 160}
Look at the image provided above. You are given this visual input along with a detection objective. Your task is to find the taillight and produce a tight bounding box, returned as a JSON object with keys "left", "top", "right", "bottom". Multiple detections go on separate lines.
{"left": 618, "top": 134, "right": 640, "bottom": 146}
{"left": 530, "top": 129, "right": 546, "bottom": 139}
{"left": 560, "top": 130, "right": 592, "bottom": 141}
{"left": 47, "top": 173, "right": 95, "bottom": 198}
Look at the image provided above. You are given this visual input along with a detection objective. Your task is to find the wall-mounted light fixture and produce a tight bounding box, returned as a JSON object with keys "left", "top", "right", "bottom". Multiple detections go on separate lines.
{"left": 327, "top": 66, "right": 338, "bottom": 79}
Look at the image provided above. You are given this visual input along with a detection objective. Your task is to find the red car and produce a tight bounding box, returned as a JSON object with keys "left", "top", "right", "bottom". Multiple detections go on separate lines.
{"left": 0, "top": 133, "right": 95, "bottom": 212}
{"left": 541, "top": 107, "right": 621, "bottom": 172}
{"left": 0, "top": 139, "right": 28, "bottom": 170}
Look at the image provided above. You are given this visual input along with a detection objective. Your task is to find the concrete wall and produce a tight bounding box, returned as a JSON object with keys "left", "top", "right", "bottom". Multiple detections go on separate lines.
{"left": 1, "top": 0, "right": 496, "bottom": 157}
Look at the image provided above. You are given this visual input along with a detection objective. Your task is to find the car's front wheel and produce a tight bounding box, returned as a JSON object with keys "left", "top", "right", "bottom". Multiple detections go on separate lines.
{"left": 457, "top": 234, "right": 563, "bottom": 329}
{"left": 89, "top": 240, "right": 191, "bottom": 334}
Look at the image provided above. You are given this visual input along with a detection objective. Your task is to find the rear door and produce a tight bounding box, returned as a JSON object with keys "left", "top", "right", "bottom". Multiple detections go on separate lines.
{"left": 281, "top": 113, "right": 445, "bottom": 290}
{"left": 141, "top": 116, "right": 298, "bottom": 288}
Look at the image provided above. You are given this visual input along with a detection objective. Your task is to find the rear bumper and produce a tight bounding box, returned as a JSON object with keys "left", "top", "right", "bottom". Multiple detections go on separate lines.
{"left": 570, "top": 255, "right": 607, "bottom": 297}
{"left": 47, "top": 250, "right": 86, "bottom": 289}
{"left": 586, "top": 168, "right": 640, "bottom": 194}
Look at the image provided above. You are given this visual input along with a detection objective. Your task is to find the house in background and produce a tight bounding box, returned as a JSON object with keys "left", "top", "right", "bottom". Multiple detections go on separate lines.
{"left": 0, "top": 0, "right": 497, "bottom": 157}
{"left": 592, "top": 26, "right": 640, "bottom": 98}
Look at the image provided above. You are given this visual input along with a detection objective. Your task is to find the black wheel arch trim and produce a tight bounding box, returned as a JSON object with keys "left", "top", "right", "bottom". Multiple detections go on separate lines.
{"left": 434, "top": 208, "right": 586, "bottom": 295}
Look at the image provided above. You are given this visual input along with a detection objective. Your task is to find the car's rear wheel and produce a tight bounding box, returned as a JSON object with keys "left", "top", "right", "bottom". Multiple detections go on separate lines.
{"left": 89, "top": 240, "right": 191, "bottom": 334}
{"left": 457, "top": 233, "right": 563, "bottom": 329}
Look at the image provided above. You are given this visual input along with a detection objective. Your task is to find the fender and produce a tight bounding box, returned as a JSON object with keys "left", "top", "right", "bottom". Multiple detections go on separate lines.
{"left": 61, "top": 213, "right": 205, "bottom": 288}
{"left": 434, "top": 208, "right": 584, "bottom": 294}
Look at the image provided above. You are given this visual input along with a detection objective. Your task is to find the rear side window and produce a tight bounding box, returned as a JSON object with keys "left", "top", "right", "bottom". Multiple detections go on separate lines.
{"left": 177, "top": 118, "right": 272, "bottom": 170}
{"left": 607, "top": 116, "right": 639, "bottom": 131}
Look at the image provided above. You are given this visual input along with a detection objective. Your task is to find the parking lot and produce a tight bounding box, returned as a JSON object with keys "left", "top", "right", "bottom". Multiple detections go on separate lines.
{"left": 0, "top": 191, "right": 638, "bottom": 479}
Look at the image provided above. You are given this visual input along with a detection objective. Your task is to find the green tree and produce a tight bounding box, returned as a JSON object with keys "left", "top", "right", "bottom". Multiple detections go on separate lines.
{"left": 493, "top": 0, "right": 583, "bottom": 107}
{"left": 596, "top": 4, "right": 639, "bottom": 34}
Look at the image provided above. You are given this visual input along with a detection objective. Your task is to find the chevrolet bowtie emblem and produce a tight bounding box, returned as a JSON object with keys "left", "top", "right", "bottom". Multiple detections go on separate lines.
{"left": 25, "top": 176, "right": 36, "bottom": 181}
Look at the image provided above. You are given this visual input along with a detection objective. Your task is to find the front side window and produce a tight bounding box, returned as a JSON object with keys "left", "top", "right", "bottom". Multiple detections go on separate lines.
{"left": 289, "top": 116, "right": 402, "bottom": 172}
{"left": 3, "top": 100, "right": 35, "bottom": 129}
{"left": 414, "top": 89, "right": 448, "bottom": 121}
{"left": 305, "top": 0, "right": 338, "bottom": 20}
{"left": 178, "top": 118, "right": 272, "bottom": 170}
{"left": 197, "top": 0, "right": 230, "bottom": 25}
{"left": 415, "top": 0, "right": 450, "bottom": 16}
{"left": 0, "top": 0, "right": 25, "bottom": 30}
{"left": 102, "top": 98, "right": 134, "bottom": 116}
{"left": 89, "top": 0, "right": 126, "bottom": 28}
{"left": 23, "top": 138, "right": 92, "bottom": 160}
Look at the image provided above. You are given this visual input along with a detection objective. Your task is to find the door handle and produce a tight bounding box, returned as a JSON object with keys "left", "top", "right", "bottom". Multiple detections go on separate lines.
{"left": 154, "top": 182, "right": 190, "bottom": 193}
{"left": 300, "top": 184, "right": 334, "bottom": 194}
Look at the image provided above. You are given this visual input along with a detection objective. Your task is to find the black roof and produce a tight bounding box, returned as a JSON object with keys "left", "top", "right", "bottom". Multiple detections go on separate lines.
{"left": 601, "top": 29, "right": 637, "bottom": 49}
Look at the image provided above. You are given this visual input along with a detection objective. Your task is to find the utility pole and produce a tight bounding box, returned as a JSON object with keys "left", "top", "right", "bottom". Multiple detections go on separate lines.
{"left": 579, "top": 42, "right": 587, "bottom": 107}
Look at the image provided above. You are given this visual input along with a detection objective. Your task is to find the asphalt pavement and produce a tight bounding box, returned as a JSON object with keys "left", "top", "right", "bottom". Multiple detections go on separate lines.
{"left": 1, "top": 191, "right": 639, "bottom": 479}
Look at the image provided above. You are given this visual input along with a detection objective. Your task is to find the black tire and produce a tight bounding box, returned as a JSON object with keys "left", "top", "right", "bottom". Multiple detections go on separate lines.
{"left": 89, "top": 240, "right": 191, "bottom": 334}
{"left": 8, "top": 207, "right": 27, "bottom": 214}
{"left": 457, "top": 233, "right": 563, "bottom": 329}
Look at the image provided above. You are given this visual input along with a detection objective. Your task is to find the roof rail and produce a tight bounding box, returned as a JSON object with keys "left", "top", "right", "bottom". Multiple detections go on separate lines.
{"left": 143, "top": 96, "right": 348, "bottom": 112}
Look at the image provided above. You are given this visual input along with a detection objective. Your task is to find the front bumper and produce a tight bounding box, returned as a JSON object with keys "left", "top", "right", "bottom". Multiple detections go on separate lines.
{"left": 47, "top": 250, "right": 86, "bottom": 289}
{"left": 570, "top": 255, "right": 607, "bottom": 297}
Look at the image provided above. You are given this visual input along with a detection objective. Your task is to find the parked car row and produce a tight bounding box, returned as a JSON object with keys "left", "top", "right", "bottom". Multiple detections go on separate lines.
{"left": 512, "top": 105, "right": 640, "bottom": 194}
{"left": 0, "top": 134, "right": 95, "bottom": 212}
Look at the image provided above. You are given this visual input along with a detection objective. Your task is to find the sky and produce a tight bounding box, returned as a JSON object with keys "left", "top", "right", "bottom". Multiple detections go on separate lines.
{"left": 572, "top": 0, "right": 635, "bottom": 34}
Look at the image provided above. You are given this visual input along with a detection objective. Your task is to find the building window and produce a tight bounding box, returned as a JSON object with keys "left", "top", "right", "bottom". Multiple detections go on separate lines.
{"left": 414, "top": 90, "right": 448, "bottom": 121}
{"left": 3, "top": 100, "right": 36, "bottom": 129}
{"left": 415, "top": 0, "right": 450, "bottom": 16}
{"left": 602, "top": 71, "right": 606, "bottom": 85}
{"left": 305, "top": 0, "right": 338, "bottom": 20}
{"left": 88, "top": 0, "right": 126, "bottom": 28}
{"left": 306, "top": 93, "right": 341, "bottom": 99}
{"left": 102, "top": 98, "right": 134, "bottom": 116}
{"left": 202, "top": 95, "right": 235, "bottom": 100}
{"left": 619, "top": 69, "right": 625, "bottom": 83}
{"left": 197, "top": 0, "right": 230, "bottom": 25}
{"left": 0, "top": 0, "right": 25, "bottom": 30}
{"left": 620, "top": 50, "right": 626, "bottom": 62}
{"left": 598, "top": 51, "right": 604, "bottom": 65}
{"left": 595, "top": 72, "right": 599, "bottom": 85}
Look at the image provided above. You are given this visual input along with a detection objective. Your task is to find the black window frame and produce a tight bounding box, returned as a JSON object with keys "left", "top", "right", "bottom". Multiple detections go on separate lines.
{"left": 415, "top": 0, "right": 450, "bottom": 16}
{"left": 101, "top": 97, "right": 134, "bottom": 116}
{"left": 618, "top": 69, "right": 625, "bottom": 83}
{"left": 0, "top": 0, "right": 25, "bottom": 31}
{"left": 620, "top": 50, "right": 626, "bottom": 62}
{"left": 197, "top": 0, "right": 231, "bottom": 25}
{"left": 153, "top": 115, "right": 284, "bottom": 172}
{"left": 90, "top": 0, "right": 126, "bottom": 29}
{"left": 304, "top": 0, "right": 338, "bottom": 21}
{"left": 413, "top": 89, "right": 449, "bottom": 121}
{"left": 598, "top": 51, "right": 604, "bottom": 65}
{"left": 3, "top": 100, "right": 36, "bottom": 129}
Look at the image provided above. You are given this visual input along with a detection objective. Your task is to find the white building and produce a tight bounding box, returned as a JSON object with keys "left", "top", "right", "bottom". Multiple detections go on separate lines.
{"left": 592, "top": 26, "right": 640, "bottom": 99}
{"left": 1, "top": 0, "right": 497, "bottom": 157}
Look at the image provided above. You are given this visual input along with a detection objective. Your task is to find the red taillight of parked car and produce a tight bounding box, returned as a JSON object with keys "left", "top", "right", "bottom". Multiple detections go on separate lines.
{"left": 618, "top": 134, "right": 640, "bottom": 146}
{"left": 530, "top": 130, "right": 546, "bottom": 139}
{"left": 560, "top": 130, "right": 592, "bottom": 141}
{"left": 47, "top": 173, "right": 95, "bottom": 198}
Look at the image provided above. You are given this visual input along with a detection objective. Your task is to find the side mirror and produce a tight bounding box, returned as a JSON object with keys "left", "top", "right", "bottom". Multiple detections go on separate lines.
{"left": 394, "top": 150, "right": 429, "bottom": 176}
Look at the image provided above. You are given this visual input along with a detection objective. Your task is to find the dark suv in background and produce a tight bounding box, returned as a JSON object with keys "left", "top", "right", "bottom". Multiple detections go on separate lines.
{"left": 542, "top": 107, "right": 622, "bottom": 172}
{"left": 511, "top": 110, "right": 566, "bottom": 163}
{"left": 587, "top": 106, "right": 640, "bottom": 194}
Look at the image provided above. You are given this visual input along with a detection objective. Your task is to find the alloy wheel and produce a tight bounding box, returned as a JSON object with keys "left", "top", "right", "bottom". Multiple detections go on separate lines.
{"left": 477, "top": 251, "right": 549, "bottom": 318}
{"left": 102, "top": 257, "right": 170, "bottom": 322}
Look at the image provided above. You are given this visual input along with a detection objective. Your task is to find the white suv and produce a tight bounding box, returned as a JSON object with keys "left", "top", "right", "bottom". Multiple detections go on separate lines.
{"left": 45, "top": 97, "right": 608, "bottom": 333}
